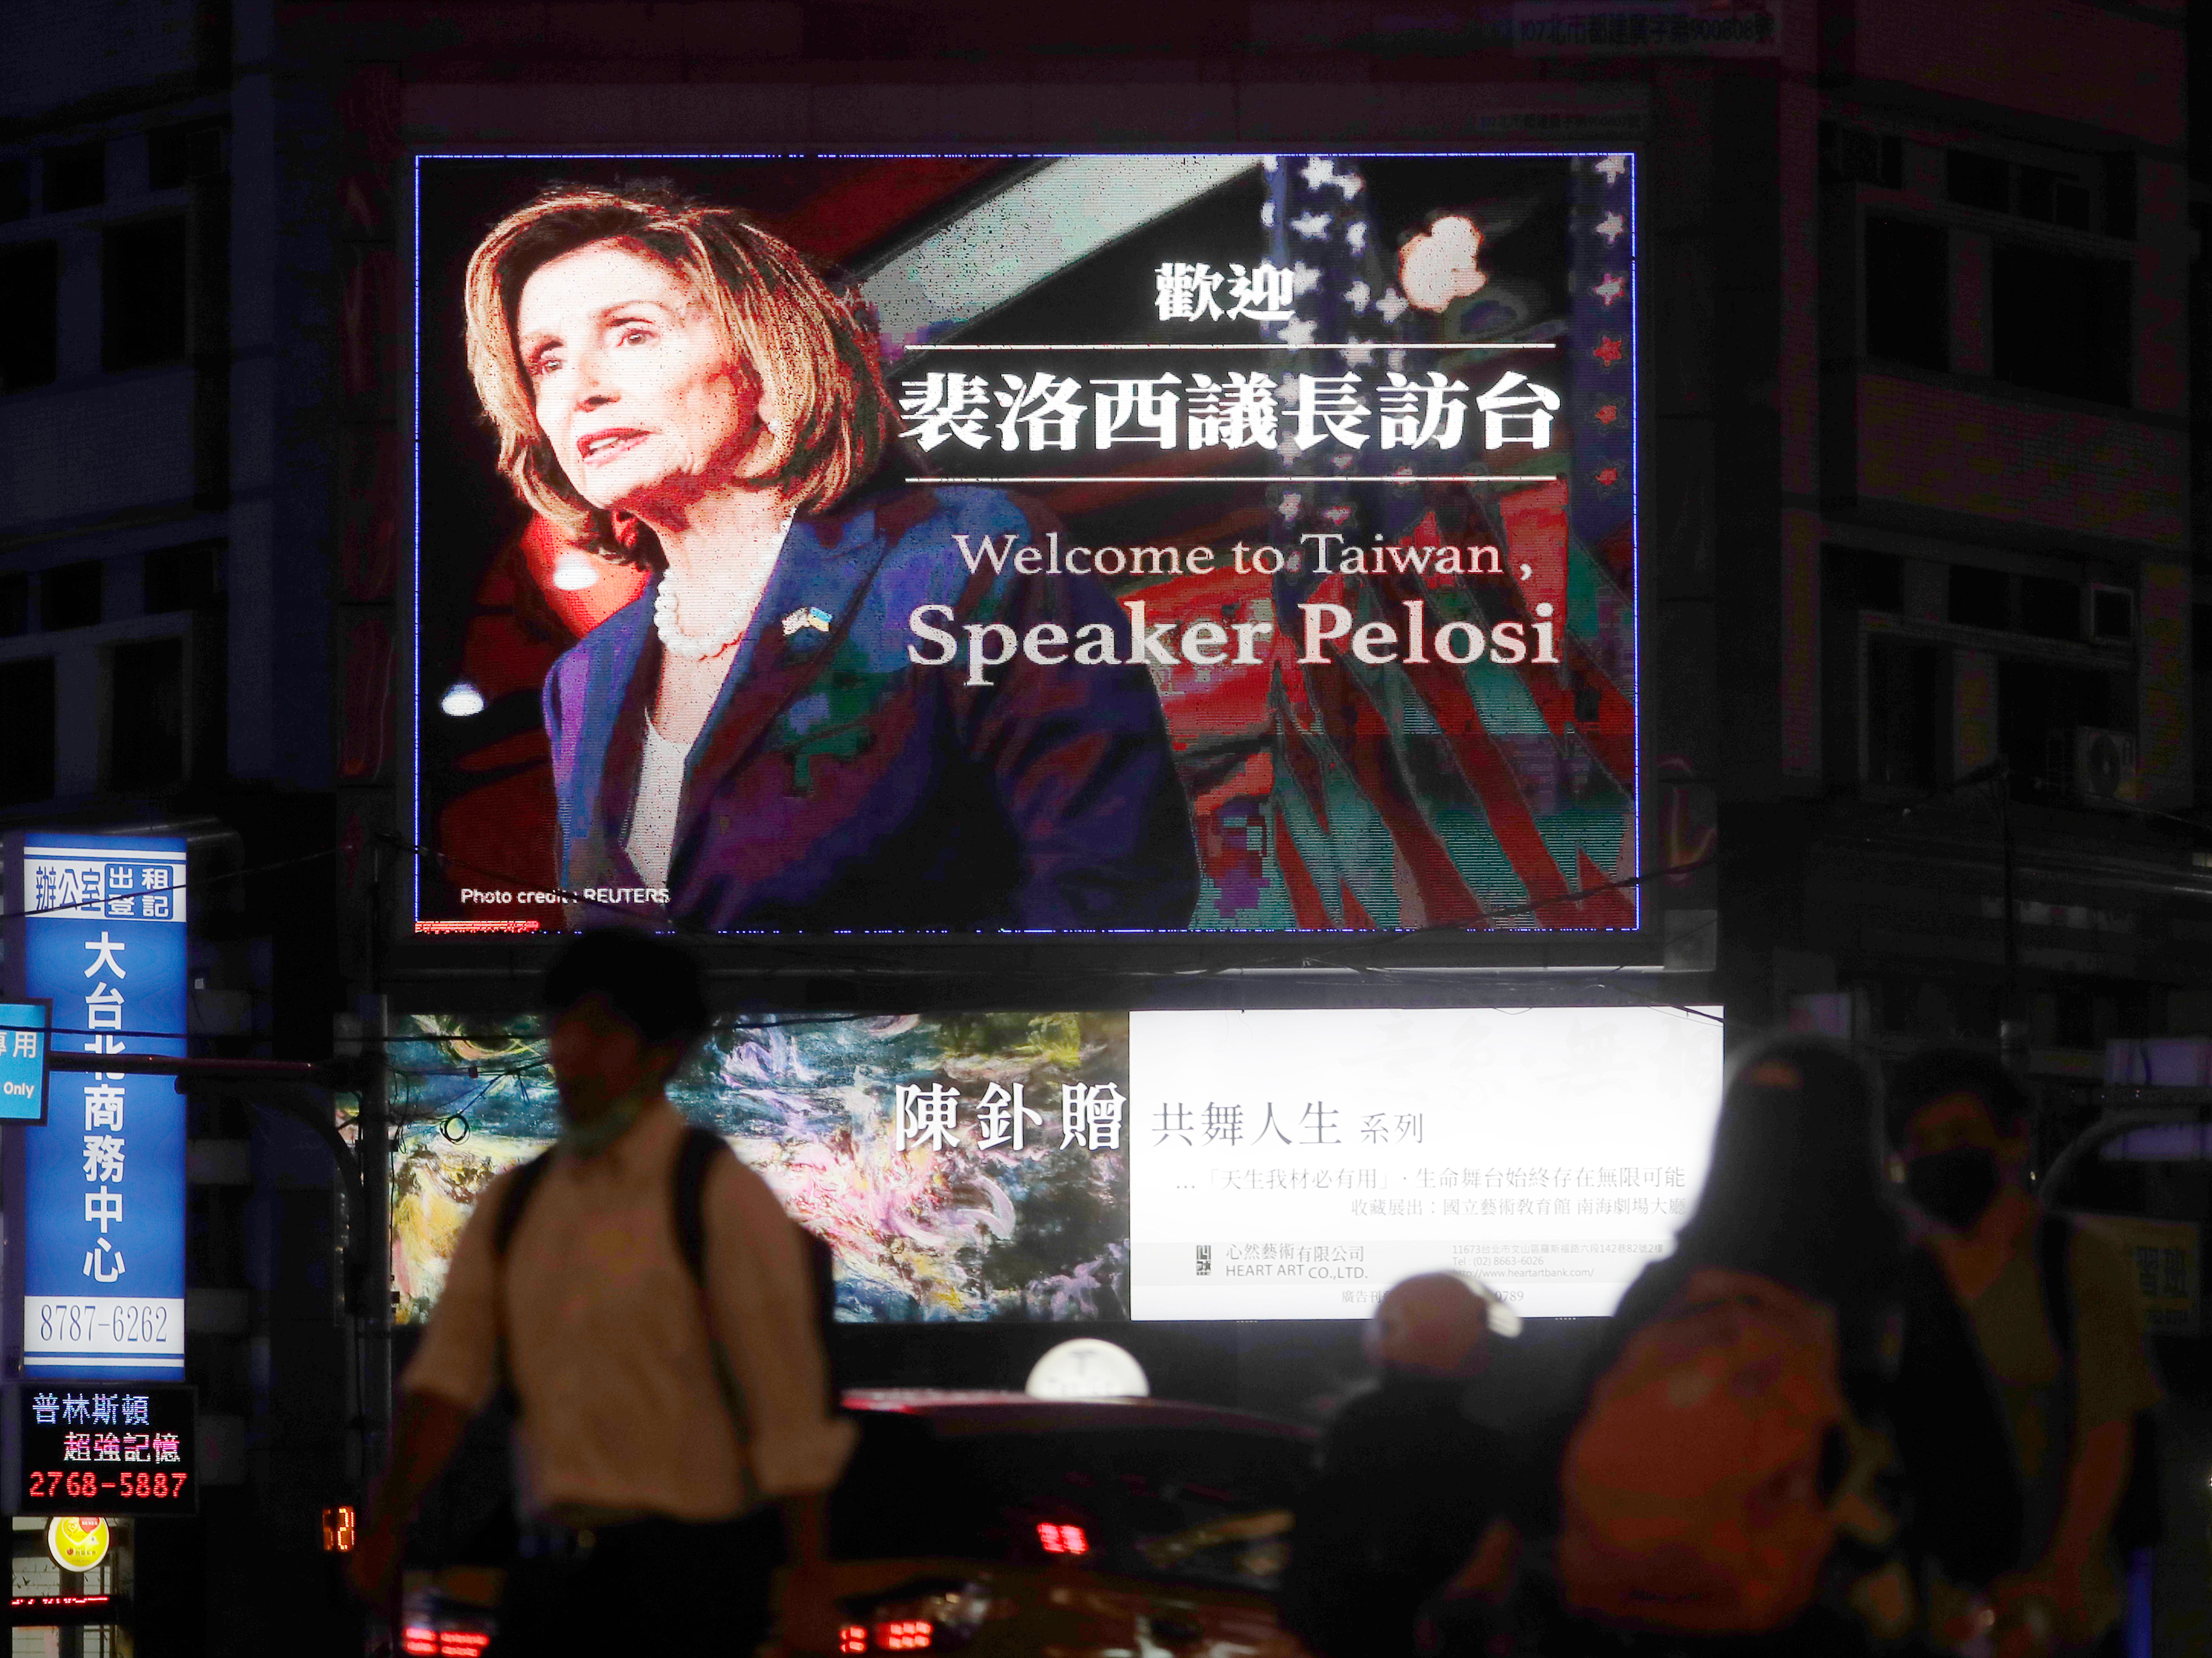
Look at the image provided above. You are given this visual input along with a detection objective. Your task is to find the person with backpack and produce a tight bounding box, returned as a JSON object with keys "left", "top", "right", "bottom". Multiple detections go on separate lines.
{"left": 1440, "top": 1036, "right": 1922, "bottom": 1658}
{"left": 348, "top": 929, "right": 852, "bottom": 1656}
{"left": 1281, "top": 1272, "right": 1525, "bottom": 1658}
{"left": 1886, "top": 1048, "right": 2162, "bottom": 1657}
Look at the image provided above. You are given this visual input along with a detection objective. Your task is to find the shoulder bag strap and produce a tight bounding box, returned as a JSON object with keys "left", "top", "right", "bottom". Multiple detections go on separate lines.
{"left": 490, "top": 1151, "right": 557, "bottom": 1415}
{"left": 672, "top": 1123, "right": 761, "bottom": 1512}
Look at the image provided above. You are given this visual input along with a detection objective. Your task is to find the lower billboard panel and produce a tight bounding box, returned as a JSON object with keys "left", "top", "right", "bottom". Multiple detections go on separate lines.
{"left": 389, "top": 1004, "right": 1720, "bottom": 1326}
{"left": 1127, "top": 1007, "right": 1720, "bottom": 1320}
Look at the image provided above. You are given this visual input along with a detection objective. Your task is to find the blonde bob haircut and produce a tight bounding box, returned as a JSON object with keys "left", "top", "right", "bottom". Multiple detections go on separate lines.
{"left": 463, "top": 182, "right": 893, "bottom": 569}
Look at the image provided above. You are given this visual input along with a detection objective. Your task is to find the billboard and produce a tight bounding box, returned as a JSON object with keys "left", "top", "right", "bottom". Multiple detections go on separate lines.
{"left": 414, "top": 152, "right": 1639, "bottom": 936}
{"left": 389, "top": 1004, "right": 1719, "bottom": 1325}
{"left": 1, "top": 835, "right": 189, "bottom": 1379}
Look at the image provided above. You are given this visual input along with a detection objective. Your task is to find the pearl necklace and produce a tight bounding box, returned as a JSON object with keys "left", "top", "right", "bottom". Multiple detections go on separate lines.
{"left": 653, "top": 514, "right": 795, "bottom": 661}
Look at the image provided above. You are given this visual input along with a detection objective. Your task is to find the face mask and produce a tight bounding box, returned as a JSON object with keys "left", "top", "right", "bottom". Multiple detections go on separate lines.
{"left": 1904, "top": 1145, "right": 2001, "bottom": 1232}
{"left": 559, "top": 1088, "right": 650, "bottom": 1158}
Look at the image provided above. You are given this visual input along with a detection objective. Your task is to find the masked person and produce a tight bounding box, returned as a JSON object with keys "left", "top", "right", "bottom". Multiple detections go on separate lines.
{"left": 350, "top": 930, "right": 851, "bottom": 1656}
{"left": 1887, "top": 1048, "right": 2161, "bottom": 1657}
{"left": 1279, "top": 1272, "right": 1523, "bottom": 1658}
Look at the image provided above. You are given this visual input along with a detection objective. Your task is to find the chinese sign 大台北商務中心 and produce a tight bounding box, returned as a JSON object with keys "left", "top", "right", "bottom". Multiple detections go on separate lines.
{"left": 3, "top": 834, "right": 188, "bottom": 1378}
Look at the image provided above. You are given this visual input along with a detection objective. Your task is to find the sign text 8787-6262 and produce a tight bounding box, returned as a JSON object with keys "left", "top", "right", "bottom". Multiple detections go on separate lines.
{"left": 24, "top": 1296, "right": 184, "bottom": 1358}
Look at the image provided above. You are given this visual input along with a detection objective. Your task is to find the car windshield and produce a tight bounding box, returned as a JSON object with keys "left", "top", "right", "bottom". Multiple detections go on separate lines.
{"left": 830, "top": 1417, "right": 1309, "bottom": 1593}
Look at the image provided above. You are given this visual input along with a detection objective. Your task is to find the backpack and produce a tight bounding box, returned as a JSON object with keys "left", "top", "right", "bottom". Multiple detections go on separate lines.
{"left": 1557, "top": 1268, "right": 1849, "bottom": 1636}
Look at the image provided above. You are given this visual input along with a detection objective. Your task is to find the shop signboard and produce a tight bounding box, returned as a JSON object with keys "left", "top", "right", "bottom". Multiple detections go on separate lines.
{"left": 1, "top": 834, "right": 189, "bottom": 1378}
{"left": 12, "top": 1382, "right": 198, "bottom": 1516}
{"left": 413, "top": 151, "right": 1641, "bottom": 941}
{"left": 390, "top": 1002, "right": 1720, "bottom": 1325}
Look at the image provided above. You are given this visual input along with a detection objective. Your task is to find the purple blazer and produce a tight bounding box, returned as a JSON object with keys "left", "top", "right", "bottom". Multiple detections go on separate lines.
{"left": 542, "top": 485, "right": 1199, "bottom": 932}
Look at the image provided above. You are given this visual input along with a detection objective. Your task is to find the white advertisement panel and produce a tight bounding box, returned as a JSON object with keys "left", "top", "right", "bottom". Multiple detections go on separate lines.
{"left": 1128, "top": 1006, "right": 1724, "bottom": 1320}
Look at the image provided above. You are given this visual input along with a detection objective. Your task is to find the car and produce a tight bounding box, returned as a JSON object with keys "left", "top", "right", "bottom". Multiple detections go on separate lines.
{"left": 397, "top": 1387, "right": 1319, "bottom": 1658}
{"left": 828, "top": 1389, "right": 1317, "bottom": 1657}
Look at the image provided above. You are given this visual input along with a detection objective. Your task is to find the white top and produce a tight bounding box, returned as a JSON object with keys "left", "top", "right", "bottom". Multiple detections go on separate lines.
{"left": 402, "top": 1099, "right": 854, "bottom": 1519}
{"left": 625, "top": 720, "right": 689, "bottom": 889}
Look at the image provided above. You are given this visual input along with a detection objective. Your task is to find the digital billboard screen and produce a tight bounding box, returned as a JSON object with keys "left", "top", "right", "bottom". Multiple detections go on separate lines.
{"left": 413, "top": 152, "right": 1638, "bottom": 936}
{"left": 389, "top": 1004, "right": 1717, "bottom": 1326}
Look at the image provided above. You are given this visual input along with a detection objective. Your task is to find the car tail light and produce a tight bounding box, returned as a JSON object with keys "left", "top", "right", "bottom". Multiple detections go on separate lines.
{"left": 1037, "top": 1522, "right": 1088, "bottom": 1556}
{"left": 401, "top": 1632, "right": 488, "bottom": 1658}
{"left": 841, "top": 1580, "right": 990, "bottom": 1651}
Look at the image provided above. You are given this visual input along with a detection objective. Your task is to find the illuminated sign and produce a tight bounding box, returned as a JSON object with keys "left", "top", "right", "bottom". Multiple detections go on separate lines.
{"left": 44, "top": 1516, "right": 108, "bottom": 1573}
{"left": 321, "top": 1503, "right": 357, "bottom": 1552}
{"left": 414, "top": 152, "right": 1639, "bottom": 938}
{"left": 0, "top": 1002, "right": 49, "bottom": 1125}
{"left": 2, "top": 834, "right": 188, "bottom": 1376}
{"left": 15, "top": 1382, "right": 197, "bottom": 1516}
{"left": 1126, "top": 1005, "right": 1723, "bottom": 1318}
{"left": 393, "top": 1004, "right": 1717, "bottom": 1328}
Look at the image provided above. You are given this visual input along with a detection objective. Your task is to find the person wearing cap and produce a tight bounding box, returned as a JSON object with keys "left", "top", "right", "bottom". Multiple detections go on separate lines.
{"left": 348, "top": 929, "right": 852, "bottom": 1656}
{"left": 1280, "top": 1272, "right": 1522, "bottom": 1658}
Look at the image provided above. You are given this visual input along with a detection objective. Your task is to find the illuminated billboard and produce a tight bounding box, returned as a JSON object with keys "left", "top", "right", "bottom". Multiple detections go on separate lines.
{"left": 414, "top": 152, "right": 1639, "bottom": 936}
{"left": 389, "top": 1004, "right": 1717, "bottom": 1324}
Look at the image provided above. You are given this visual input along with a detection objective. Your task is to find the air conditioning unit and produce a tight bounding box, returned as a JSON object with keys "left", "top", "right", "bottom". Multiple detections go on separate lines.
{"left": 2072, "top": 726, "right": 2138, "bottom": 803}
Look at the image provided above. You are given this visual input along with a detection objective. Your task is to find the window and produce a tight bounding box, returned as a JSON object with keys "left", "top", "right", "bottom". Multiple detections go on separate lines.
{"left": 0, "top": 657, "right": 57, "bottom": 805}
{"left": 102, "top": 217, "right": 189, "bottom": 371}
{"left": 143, "top": 541, "right": 222, "bottom": 614}
{"left": 1946, "top": 151, "right": 2011, "bottom": 213}
{"left": 41, "top": 142, "right": 105, "bottom": 212}
{"left": 0, "top": 574, "right": 26, "bottom": 637}
{"left": 1827, "top": 546, "right": 1902, "bottom": 613}
{"left": 0, "top": 242, "right": 59, "bottom": 392}
{"left": 1991, "top": 245, "right": 2131, "bottom": 404}
{"left": 109, "top": 636, "right": 185, "bottom": 790}
{"left": 2017, "top": 166, "right": 2092, "bottom": 231}
{"left": 1948, "top": 565, "right": 2009, "bottom": 630}
{"left": 146, "top": 122, "right": 225, "bottom": 190}
{"left": 0, "top": 159, "right": 27, "bottom": 223}
{"left": 2018, "top": 576, "right": 2079, "bottom": 641}
{"left": 1864, "top": 217, "right": 1948, "bottom": 372}
{"left": 1866, "top": 637, "right": 1946, "bottom": 788}
{"left": 2090, "top": 586, "right": 2135, "bottom": 644}
{"left": 1821, "top": 123, "right": 1902, "bottom": 190}
{"left": 39, "top": 562, "right": 101, "bottom": 630}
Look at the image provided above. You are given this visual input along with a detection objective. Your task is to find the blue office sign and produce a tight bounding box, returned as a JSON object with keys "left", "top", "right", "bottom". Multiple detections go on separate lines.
{"left": 0, "top": 1003, "right": 49, "bottom": 1125}
{"left": 2, "top": 835, "right": 188, "bottom": 1378}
